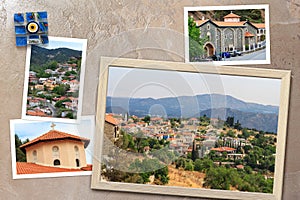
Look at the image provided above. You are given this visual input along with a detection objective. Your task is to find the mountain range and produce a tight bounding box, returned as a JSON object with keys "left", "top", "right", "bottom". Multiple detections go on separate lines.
{"left": 30, "top": 45, "right": 82, "bottom": 66}
{"left": 106, "top": 94, "right": 279, "bottom": 133}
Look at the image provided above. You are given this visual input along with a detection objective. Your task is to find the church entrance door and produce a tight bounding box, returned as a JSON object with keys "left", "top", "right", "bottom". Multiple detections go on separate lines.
{"left": 204, "top": 43, "right": 215, "bottom": 57}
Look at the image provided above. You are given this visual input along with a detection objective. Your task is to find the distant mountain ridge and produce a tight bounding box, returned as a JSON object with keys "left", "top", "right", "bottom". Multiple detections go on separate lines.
{"left": 200, "top": 108, "right": 278, "bottom": 133}
{"left": 106, "top": 94, "right": 279, "bottom": 133}
{"left": 30, "top": 45, "right": 82, "bottom": 66}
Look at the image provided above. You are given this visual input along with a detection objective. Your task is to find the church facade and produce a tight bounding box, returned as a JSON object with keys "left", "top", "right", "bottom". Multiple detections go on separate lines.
{"left": 195, "top": 12, "right": 266, "bottom": 57}
{"left": 20, "top": 125, "right": 90, "bottom": 169}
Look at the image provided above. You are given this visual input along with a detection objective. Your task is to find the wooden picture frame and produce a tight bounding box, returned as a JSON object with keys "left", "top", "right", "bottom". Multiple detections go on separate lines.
{"left": 91, "top": 57, "right": 290, "bottom": 200}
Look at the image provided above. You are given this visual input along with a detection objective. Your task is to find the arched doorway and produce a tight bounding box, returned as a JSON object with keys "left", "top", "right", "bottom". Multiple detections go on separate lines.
{"left": 204, "top": 42, "right": 215, "bottom": 57}
{"left": 76, "top": 159, "right": 80, "bottom": 167}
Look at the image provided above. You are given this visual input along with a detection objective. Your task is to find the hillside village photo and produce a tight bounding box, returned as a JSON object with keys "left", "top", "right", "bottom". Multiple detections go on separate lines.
{"left": 22, "top": 37, "right": 87, "bottom": 121}
{"left": 99, "top": 66, "right": 282, "bottom": 194}
{"left": 185, "top": 5, "right": 270, "bottom": 64}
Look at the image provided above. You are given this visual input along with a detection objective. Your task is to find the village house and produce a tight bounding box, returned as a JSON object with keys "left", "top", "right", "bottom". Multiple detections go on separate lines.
{"left": 210, "top": 147, "right": 236, "bottom": 156}
{"left": 19, "top": 124, "right": 90, "bottom": 171}
{"left": 104, "top": 115, "right": 120, "bottom": 142}
{"left": 194, "top": 12, "right": 266, "bottom": 56}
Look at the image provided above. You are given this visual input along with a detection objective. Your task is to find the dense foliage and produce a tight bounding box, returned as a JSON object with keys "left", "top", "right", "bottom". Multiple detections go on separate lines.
{"left": 15, "top": 134, "right": 29, "bottom": 162}
{"left": 188, "top": 16, "right": 207, "bottom": 61}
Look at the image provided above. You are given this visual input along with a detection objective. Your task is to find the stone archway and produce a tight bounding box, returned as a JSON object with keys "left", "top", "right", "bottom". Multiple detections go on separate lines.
{"left": 204, "top": 42, "right": 215, "bottom": 57}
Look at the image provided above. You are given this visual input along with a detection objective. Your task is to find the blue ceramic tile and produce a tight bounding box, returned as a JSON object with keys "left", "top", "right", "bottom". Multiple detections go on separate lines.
{"left": 37, "top": 11, "right": 47, "bottom": 20}
{"left": 39, "top": 22, "right": 48, "bottom": 32}
{"left": 15, "top": 26, "right": 26, "bottom": 34}
{"left": 14, "top": 13, "right": 24, "bottom": 23}
{"left": 29, "top": 35, "right": 39, "bottom": 39}
{"left": 16, "top": 36, "right": 27, "bottom": 46}
{"left": 26, "top": 12, "right": 35, "bottom": 22}
{"left": 41, "top": 35, "right": 49, "bottom": 44}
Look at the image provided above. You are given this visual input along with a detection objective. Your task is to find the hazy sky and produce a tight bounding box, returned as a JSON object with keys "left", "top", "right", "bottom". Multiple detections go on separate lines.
{"left": 107, "top": 67, "right": 281, "bottom": 106}
{"left": 37, "top": 37, "right": 84, "bottom": 51}
{"left": 13, "top": 117, "right": 94, "bottom": 164}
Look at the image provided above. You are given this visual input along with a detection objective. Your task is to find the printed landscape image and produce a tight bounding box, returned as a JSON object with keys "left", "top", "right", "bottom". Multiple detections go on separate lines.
{"left": 101, "top": 67, "right": 280, "bottom": 193}
{"left": 25, "top": 38, "right": 85, "bottom": 119}
{"left": 187, "top": 8, "right": 267, "bottom": 62}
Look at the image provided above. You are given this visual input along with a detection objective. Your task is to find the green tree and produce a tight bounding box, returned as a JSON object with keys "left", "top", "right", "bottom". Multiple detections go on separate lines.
{"left": 15, "top": 134, "right": 27, "bottom": 162}
{"left": 234, "top": 120, "right": 242, "bottom": 131}
{"left": 199, "top": 115, "right": 210, "bottom": 126}
{"left": 143, "top": 115, "right": 151, "bottom": 124}
{"left": 66, "top": 112, "right": 74, "bottom": 119}
{"left": 224, "top": 116, "right": 234, "bottom": 127}
{"left": 175, "top": 157, "right": 186, "bottom": 169}
{"left": 194, "top": 158, "right": 214, "bottom": 172}
{"left": 227, "top": 130, "right": 236, "bottom": 138}
{"left": 55, "top": 98, "right": 71, "bottom": 108}
{"left": 188, "top": 16, "right": 206, "bottom": 61}
{"left": 52, "top": 84, "right": 70, "bottom": 96}
{"left": 184, "top": 159, "right": 194, "bottom": 171}
{"left": 46, "top": 61, "right": 58, "bottom": 70}
{"left": 204, "top": 167, "right": 232, "bottom": 190}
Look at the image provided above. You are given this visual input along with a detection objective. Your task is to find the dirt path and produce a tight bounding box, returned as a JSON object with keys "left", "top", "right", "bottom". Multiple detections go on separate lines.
{"left": 166, "top": 165, "right": 206, "bottom": 188}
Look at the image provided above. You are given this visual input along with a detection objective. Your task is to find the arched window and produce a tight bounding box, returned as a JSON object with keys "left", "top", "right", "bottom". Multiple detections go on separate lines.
{"left": 52, "top": 146, "right": 60, "bottom": 166}
{"left": 74, "top": 146, "right": 79, "bottom": 152}
{"left": 32, "top": 150, "right": 37, "bottom": 163}
{"left": 54, "top": 159, "right": 60, "bottom": 166}
{"left": 207, "top": 32, "right": 211, "bottom": 41}
{"left": 74, "top": 145, "right": 80, "bottom": 158}
{"left": 207, "top": 24, "right": 210, "bottom": 30}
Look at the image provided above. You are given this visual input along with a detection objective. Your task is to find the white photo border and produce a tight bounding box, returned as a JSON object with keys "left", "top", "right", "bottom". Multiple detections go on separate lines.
{"left": 10, "top": 115, "right": 95, "bottom": 179}
{"left": 184, "top": 4, "right": 270, "bottom": 65}
{"left": 21, "top": 36, "right": 87, "bottom": 123}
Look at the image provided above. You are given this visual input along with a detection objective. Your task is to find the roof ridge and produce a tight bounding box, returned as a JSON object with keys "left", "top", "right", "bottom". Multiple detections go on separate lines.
{"left": 20, "top": 129, "right": 90, "bottom": 149}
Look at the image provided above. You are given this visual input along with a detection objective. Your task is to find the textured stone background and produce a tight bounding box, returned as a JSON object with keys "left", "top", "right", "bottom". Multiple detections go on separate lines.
{"left": 0, "top": 0, "right": 300, "bottom": 199}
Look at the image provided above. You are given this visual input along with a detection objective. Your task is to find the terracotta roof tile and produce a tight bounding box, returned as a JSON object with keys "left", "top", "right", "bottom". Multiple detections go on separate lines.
{"left": 26, "top": 110, "right": 48, "bottom": 117}
{"left": 211, "top": 147, "right": 236, "bottom": 152}
{"left": 213, "top": 21, "right": 246, "bottom": 27}
{"left": 236, "top": 164, "right": 244, "bottom": 169}
{"left": 80, "top": 164, "right": 93, "bottom": 171}
{"left": 16, "top": 162, "right": 91, "bottom": 174}
{"left": 195, "top": 19, "right": 209, "bottom": 26}
{"left": 245, "top": 31, "right": 255, "bottom": 37}
{"left": 224, "top": 12, "right": 241, "bottom": 18}
{"left": 20, "top": 130, "right": 90, "bottom": 149}
{"left": 105, "top": 115, "right": 119, "bottom": 125}
{"left": 252, "top": 23, "right": 265, "bottom": 29}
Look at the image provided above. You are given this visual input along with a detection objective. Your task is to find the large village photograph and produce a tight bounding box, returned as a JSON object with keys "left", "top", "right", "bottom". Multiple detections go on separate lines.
{"left": 185, "top": 5, "right": 269, "bottom": 64}
{"left": 11, "top": 116, "right": 94, "bottom": 179}
{"left": 98, "top": 65, "right": 282, "bottom": 194}
{"left": 23, "top": 37, "right": 87, "bottom": 121}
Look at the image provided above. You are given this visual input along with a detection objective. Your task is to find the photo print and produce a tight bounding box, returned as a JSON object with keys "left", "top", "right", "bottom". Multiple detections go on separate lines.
{"left": 91, "top": 57, "right": 290, "bottom": 200}
{"left": 184, "top": 4, "right": 270, "bottom": 65}
{"left": 11, "top": 116, "right": 95, "bottom": 179}
{"left": 22, "top": 36, "right": 87, "bottom": 123}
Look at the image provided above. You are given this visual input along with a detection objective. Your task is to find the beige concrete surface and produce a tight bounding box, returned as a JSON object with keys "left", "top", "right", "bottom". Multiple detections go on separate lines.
{"left": 0, "top": 0, "right": 299, "bottom": 199}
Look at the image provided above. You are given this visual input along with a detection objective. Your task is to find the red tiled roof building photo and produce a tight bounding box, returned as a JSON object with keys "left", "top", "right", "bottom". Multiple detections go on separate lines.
{"left": 17, "top": 123, "right": 92, "bottom": 174}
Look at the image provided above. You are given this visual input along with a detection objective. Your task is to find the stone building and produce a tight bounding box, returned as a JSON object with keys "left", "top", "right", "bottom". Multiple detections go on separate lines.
{"left": 194, "top": 12, "right": 265, "bottom": 57}
{"left": 104, "top": 114, "right": 120, "bottom": 143}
